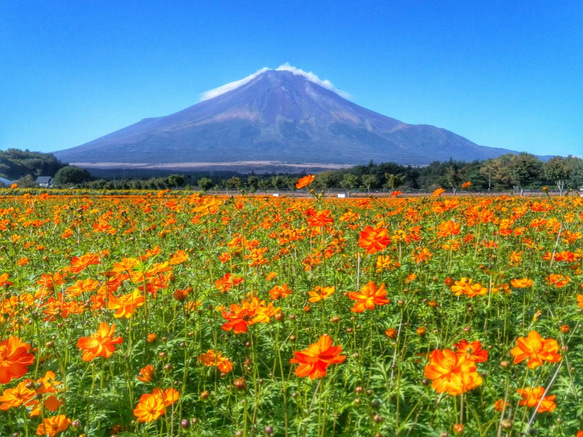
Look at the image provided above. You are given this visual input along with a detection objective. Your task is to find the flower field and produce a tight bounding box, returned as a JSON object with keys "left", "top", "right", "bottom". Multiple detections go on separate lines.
{"left": 0, "top": 186, "right": 582, "bottom": 436}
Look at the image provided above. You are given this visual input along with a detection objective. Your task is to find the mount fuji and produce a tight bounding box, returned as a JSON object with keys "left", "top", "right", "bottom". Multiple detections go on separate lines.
{"left": 53, "top": 66, "right": 513, "bottom": 171}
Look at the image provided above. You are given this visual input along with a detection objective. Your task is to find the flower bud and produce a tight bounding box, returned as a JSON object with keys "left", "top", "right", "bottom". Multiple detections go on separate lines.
{"left": 233, "top": 377, "right": 246, "bottom": 391}
{"left": 501, "top": 419, "right": 513, "bottom": 430}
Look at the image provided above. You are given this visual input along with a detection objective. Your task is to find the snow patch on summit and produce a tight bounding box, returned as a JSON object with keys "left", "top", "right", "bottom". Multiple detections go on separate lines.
{"left": 200, "top": 64, "right": 350, "bottom": 101}
{"left": 200, "top": 67, "right": 269, "bottom": 101}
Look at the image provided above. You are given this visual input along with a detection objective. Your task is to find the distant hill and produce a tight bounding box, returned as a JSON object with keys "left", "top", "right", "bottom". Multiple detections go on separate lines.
{"left": 53, "top": 67, "right": 515, "bottom": 170}
{"left": 0, "top": 148, "right": 66, "bottom": 180}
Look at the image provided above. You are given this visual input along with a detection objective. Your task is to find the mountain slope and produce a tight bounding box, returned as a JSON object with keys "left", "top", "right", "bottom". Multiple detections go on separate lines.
{"left": 53, "top": 68, "right": 513, "bottom": 167}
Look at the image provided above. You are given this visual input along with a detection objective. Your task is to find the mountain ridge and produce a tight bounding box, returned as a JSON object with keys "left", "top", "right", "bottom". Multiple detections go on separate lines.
{"left": 53, "top": 68, "right": 515, "bottom": 168}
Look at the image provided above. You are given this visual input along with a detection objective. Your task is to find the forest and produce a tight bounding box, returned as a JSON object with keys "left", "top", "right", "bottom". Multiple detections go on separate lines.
{"left": 1, "top": 149, "right": 582, "bottom": 195}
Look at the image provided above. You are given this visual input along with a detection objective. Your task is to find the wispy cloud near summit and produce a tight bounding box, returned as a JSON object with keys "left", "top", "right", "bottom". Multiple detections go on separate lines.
{"left": 199, "top": 64, "right": 350, "bottom": 101}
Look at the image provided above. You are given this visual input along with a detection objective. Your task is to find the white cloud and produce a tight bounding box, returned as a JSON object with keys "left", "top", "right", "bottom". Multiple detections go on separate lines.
{"left": 200, "top": 64, "right": 350, "bottom": 101}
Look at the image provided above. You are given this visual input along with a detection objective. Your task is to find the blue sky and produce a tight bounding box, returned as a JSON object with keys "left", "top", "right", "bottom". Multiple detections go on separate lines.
{"left": 1, "top": 1, "right": 582, "bottom": 158}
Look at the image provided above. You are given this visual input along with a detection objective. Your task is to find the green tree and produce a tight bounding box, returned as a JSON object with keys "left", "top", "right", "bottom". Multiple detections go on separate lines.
{"left": 544, "top": 156, "right": 581, "bottom": 195}
{"left": 166, "top": 174, "right": 185, "bottom": 189}
{"left": 480, "top": 155, "right": 514, "bottom": 191}
{"left": 443, "top": 166, "right": 463, "bottom": 194}
{"left": 314, "top": 171, "right": 338, "bottom": 193}
{"left": 224, "top": 176, "right": 241, "bottom": 193}
{"left": 246, "top": 174, "right": 259, "bottom": 193}
{"left": 340, "top": 173, "right": 359, "bottom": 194}
{"left": 361, "top": 174, "right": 378, "bottom": 194}
{"left": 53, "top": 166, "right": 92, "bottom": 186}
{"left": 15, "top": 174, "right": 36, "bottom": 188}
{"left": 198, "top": 177, "right": 213, "bottom": 192}
{"left": 569, "top": 157, "right": 583, "bottom": 189}
{"left": 384, "top": 172, "right": 404, "bottom": 191}
{"left": 271, "top": 175, "right": 287, "bottom": 192}
{"left": 258, "top": 178, "right": 271, "bottom": 192}
{"left": 509, "top": 153, "right": 543, "bottom": 195}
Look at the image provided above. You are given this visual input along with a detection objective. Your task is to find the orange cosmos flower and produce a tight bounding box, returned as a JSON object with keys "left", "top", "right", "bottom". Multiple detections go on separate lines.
{"left": 542, "top": 250, "right": 577, "bottom": 263}
{"left": 141, "top": 245, "right": 162, "bottom": 260}
{"left": 461, "top": 181, "right": 471, "bottom": 189}
{"left": 221, "top": 302, "right": 252, "bottom": 334}
{"left": 137, "top": 364, "right": 156, "bottom": 383}
{"left": 66, "top": 278, "right": 100, "bottom": 297}
{"left": 107, "top": 290, "right": 145, "bottom": 318}
{"left": 424, "top": 349, "right": 482, "bottom": 396}
{"left": 348, "top": 281, "right": 390, "bottom": 313}
{"left": 133, "top": 388, "right": 179, "bottom": 422}
{"left": 158, "top": 387, "right": 180, "bottom": 406}
{"left": 517, "top": 386, "right": 556, "bottom": 413}
{"left": 436, "top": 220, "right": 461, "bottom": 238}
{"left": 412, "top": 247, "right": 433, "bottom": 263}
{"left": 453, "top": 339, "right": 488, "bottom": 363}
{"left": 385, "top": 328, "right": 398, "bottom": 338}
{"left": 511, "top": 278, "right": 533, "bottom": 288}
{"left": 198, "top": 350, "right": 233, "bottom": 373}
{"left": 433, "top": 187, "right": 446, "bottom": 197}
{"left": 77, "top": 322, "right": 123, "bottom": 361}
{"left": 28, "top": 371, "right": 64, "bottom": 417}
{"left": 375, "top": 255, "right": 400, "bottom": 271}
{"left": 266, "top": 271, "right": 277, "bottom": 281}
{"left": 509, "top": 250, "right": 523, "bottom": 264}
{"left": 269, "top": 284, "right": 292, "bottom": 300}
{"left": 0, "top": 273, "right": 13, "bottom": 287}
{"left": 296, "top": 174, "right": 315, "bottom": 189}
{"left": 0, "top": 379, "right": 36, "bottom": 410}
{"left": 215, "top": 273, "right": 244, "bottom": 293}
{"left": 494, "top": 399, "right": 510, "bottom": 413}
{"left": 578, "top": 294, "right": 583, "bottom": 309}
{"left": 36, "top": 370, "right": 63, "bottom": 396}
{"left": 69, "top": 252, "right": 101, "bottom": 274}
{"left": 308, "top": 286, "right": 335, "bottom": 303}
{"left": 510, "top": 330, "right": 561, "bottom": 369}
{"left": 221, "top": 295, "right": 280, "bottom": 333}
{"left": 133, "top": 393, "right": 165, "bottom": 423}
{"left": 290, "top": 335, "right": 346, "bottom": 379}
{"left": 546, "top": 273, "right": 571, "bottom": 288}
{"left": 305, "top": 208, "right": 334, "bottom": 227}
{"left": 169, "top": 249, "right": 189, "bottom": 265}
{"left": 35, "top": 414, "right": 71, "bottom": 437}
{"left": 449, "top": 277, "right": 488, "bottom": 297}
{"left": 358, "top": 226, "right": 391, "bottom": 254}
{"left": 112, "top": 257, "right": 141, "bottom": 273}
{"left": 173, "top": 287, "right": 191, "bottom": 302}
{"left": 18, "top": 257, "right": 30, "bottom": 266}
{"left": 0, "top": 336, "right": 35, "bottom": 384}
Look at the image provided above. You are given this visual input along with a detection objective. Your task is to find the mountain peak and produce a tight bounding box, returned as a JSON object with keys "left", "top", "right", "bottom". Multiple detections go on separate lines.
{"left": 200, "top": 64, "right": 348, "bottom": 101}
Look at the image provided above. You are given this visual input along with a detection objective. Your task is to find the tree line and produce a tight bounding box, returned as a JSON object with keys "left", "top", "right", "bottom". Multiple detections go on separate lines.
{"left": 1, "top": 149, "right": 582, "bottom": 194}
{"left": 78, "top": 153, "right": 583, "bottom": 195}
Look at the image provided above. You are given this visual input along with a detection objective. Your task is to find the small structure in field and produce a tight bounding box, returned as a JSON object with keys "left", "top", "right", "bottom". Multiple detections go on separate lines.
{"left": 36, "top": 176, "right": 54, "bottom": 188}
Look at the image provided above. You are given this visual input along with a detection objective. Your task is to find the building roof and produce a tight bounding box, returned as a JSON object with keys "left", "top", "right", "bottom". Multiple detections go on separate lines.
{"left": 35, "top": 176, "right": 54, "bottom": 183}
